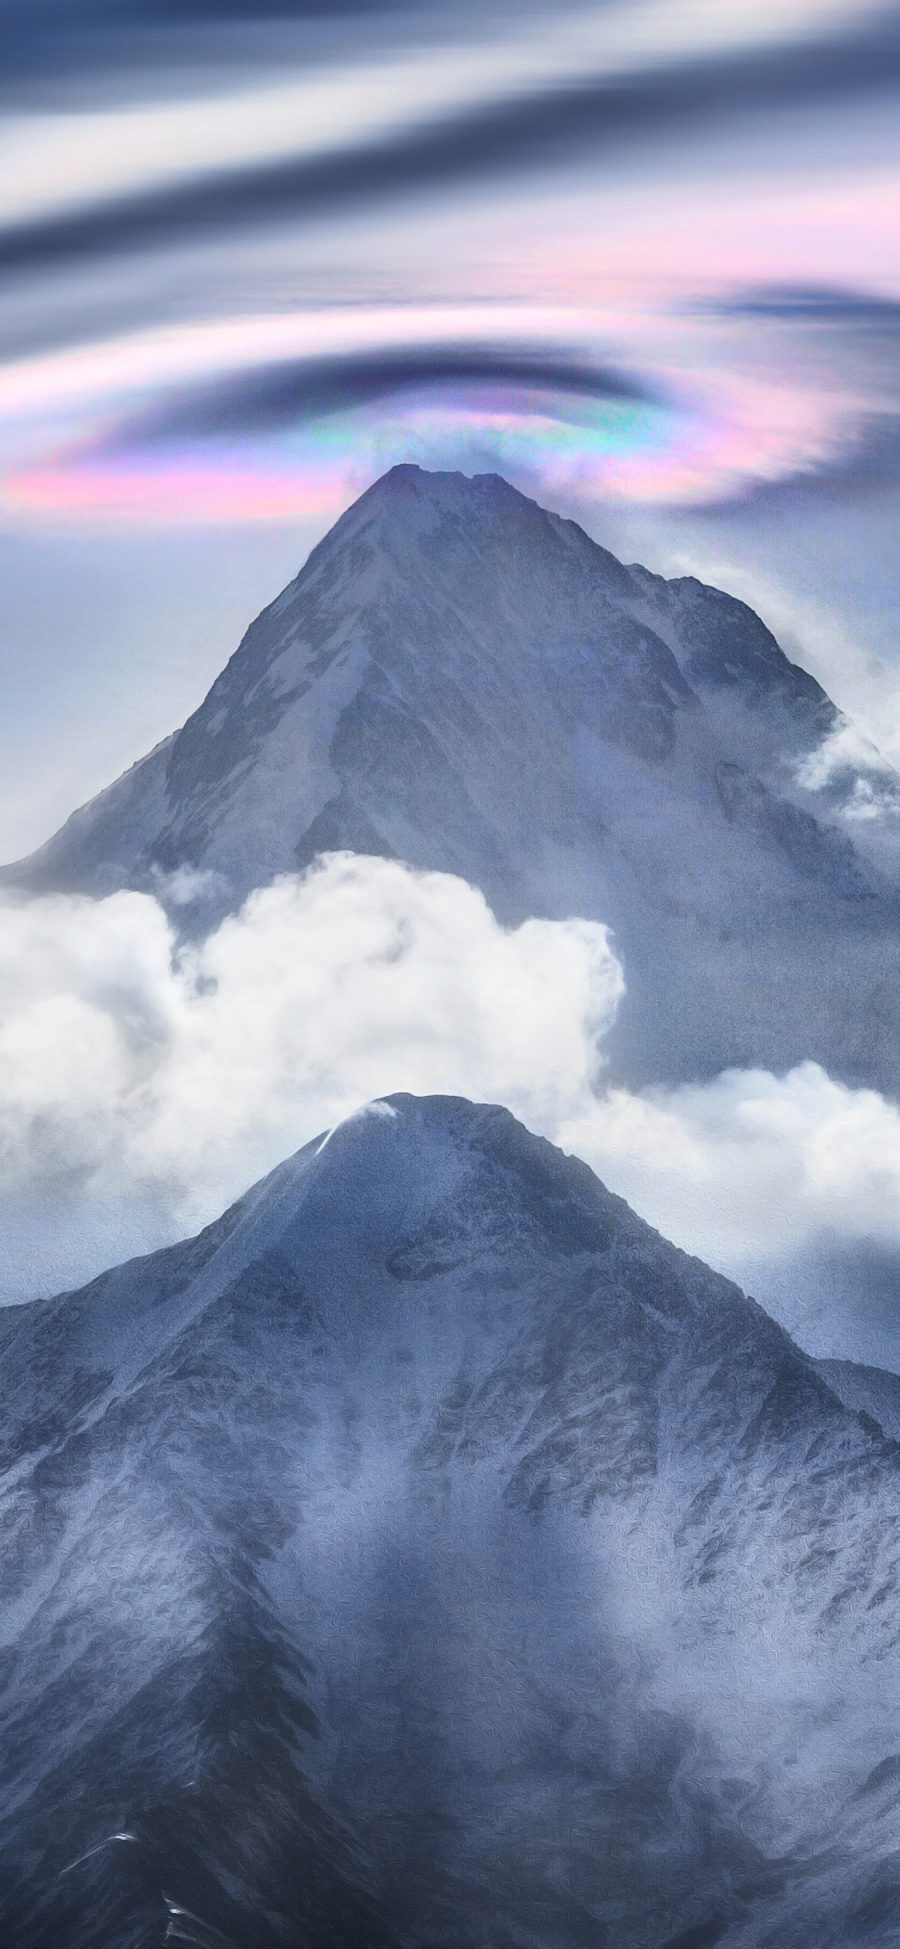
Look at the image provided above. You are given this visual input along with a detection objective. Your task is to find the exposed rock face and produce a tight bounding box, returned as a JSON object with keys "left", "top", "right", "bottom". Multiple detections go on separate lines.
{"left": 816, "top": 1355, "right": 900, "bottom": 1439}
{"left": 6, "top": 464, "right": 900, "bottom": 1092}
{"left": 3, "top": 1094, "right": 900, "bottom": 1947}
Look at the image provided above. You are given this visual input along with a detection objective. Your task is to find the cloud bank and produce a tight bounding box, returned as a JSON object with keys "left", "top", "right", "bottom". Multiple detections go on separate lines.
{"left": 5, "top": 851, "right": 900, "bottom": 1372}
{"left": 0, "top": 855, "right": 621, "bottom": 1295}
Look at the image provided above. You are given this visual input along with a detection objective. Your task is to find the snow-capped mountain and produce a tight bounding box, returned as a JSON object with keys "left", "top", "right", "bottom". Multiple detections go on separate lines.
{"left": 3, "top": 1093, "right": 900, "bottom": 1948}
{"left": 6, "top": 464, "right": 900, "bottom": 1093}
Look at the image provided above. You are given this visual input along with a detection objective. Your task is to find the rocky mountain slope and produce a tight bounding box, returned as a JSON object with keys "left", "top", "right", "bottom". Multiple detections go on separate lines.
{"left": 5, "top": 464, "right": 900, "bottom": 1092}
{"left": 816, "top": 1355, "right": 900, "bottom": 1439}
{"left": 3, "top": 1094, "right": 900, "bottom": 1947}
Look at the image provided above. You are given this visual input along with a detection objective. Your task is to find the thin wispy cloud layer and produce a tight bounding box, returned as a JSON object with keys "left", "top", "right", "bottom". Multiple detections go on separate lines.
{"left": 4, "top": 17, "right": 898, "bottom": 279}
{"left": 0, "top": 293, "right": 884, "bottom": 525}
{"left": 714, "top": 283, "right": 900, "bottom": 322}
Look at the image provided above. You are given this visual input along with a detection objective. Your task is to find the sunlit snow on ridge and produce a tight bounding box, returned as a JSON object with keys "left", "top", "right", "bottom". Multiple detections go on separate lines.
{"left": 314, "top": 1098, "right": 400, "bottom": 1156}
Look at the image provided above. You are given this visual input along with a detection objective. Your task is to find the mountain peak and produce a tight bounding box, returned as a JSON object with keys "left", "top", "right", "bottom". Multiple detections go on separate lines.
{"left": 366, "top": 460, "right": 525, "bottom": 501}
{"left": 312, "top": 1089, "right": 614, "bottom": 1221}
{"left": 5, "top": 1092, "right": 900, "bottom": 1948}
{"left": 8, "top": 462, "right": 898, "bottom": 1105}
{"left": 339, "top": 458, "right": 543, "bottom": 542}
{"left": 229, "top": 1089, "right": 620, "bottom": 1291}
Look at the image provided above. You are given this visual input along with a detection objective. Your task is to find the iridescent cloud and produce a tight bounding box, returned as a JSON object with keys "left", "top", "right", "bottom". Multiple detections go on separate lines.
{"left": 0, "top": 0, "right": 898, "bottom": 531}
{"left": 0, "top": 282, "right": 883, "bottom": 524}
{"left": 1, "top": 0, "right": 899, "bottom": 872}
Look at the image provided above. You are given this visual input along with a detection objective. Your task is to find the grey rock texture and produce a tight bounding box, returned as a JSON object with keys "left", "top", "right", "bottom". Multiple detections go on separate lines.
{"left": 2, "top": 1095, "right": 900, "bottom": 1946}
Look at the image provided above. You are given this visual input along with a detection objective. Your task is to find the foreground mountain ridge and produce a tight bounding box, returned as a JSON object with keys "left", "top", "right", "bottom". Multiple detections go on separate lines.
{"left": 6, "top": 463, "right": 900, "bottom": 1092}
{"left": 3, "top": 1094, "right": 900, "bottom": 1946}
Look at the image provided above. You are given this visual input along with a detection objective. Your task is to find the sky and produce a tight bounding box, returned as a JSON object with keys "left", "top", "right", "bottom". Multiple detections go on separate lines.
{"left": 1, "top": 0, "right": 900, "bottom": 855}
{"left": 4, "top": 1, "right": 900, "bottom": 1362}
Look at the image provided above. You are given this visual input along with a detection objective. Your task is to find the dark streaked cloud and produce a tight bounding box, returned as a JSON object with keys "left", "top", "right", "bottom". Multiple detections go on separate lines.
{"left": 714, "top": 283, "right": 900, "bottom": 323}
{"left": 0, "top": 0, "right": 462, "bottom": 28}
{"left": 2, "top": 15, "right": 899, "bottom": 280}
{"left": 0, "top": 0, "right": 529, "bottom": 94}
{"left": 100, "top": 344, "right": 661, "bottom": 448}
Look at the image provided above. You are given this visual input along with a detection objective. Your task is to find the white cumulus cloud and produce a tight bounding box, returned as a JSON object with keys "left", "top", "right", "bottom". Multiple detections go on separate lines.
{"left": 4, "top": 852, "right": 900, "bottom": 1370}
{"left": 560, "top": 1062, "right": 900, "bottom": 1268}
{"left": 0, "top": 854, "right": 622, "bottom": 1295}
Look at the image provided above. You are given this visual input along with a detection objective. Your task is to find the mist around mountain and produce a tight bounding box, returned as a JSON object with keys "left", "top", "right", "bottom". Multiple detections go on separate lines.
{"left": 7, "top": 463, "right": 900, "bottom": 1095}
{"left": 4, "top": 1095, "right": 900, "bottom": 1949}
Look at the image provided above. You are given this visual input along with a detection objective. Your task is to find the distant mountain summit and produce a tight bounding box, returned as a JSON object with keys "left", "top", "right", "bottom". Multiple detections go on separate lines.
{"left": 7, "top": 464, "right": 900, "bottom": 1089}
{"left": 3, "top": 1093, "right": 900, "bottom": 1947}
